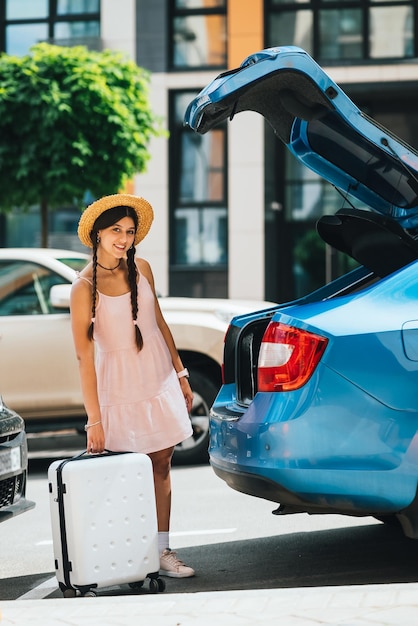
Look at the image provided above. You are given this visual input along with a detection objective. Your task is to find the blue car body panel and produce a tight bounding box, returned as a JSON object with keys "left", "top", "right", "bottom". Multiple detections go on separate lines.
{"left": 210, "top": 262, "right": 418, "bottom": 515}
{"left": 185, "top": 47, "right": 418, "bottom": 536}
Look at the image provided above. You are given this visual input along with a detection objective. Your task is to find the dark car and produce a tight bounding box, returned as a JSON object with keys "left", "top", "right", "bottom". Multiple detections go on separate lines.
{"left": 0, "top": 396, "right": 35, "bottom": 521}
{"left": 184, "top": 46, "right": 418, "bottom": 538}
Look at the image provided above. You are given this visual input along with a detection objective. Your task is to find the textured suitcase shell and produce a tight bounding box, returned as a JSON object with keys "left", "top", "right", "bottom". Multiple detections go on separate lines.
{"left": 48, "top": 452, "right": 160, "bottom": 593}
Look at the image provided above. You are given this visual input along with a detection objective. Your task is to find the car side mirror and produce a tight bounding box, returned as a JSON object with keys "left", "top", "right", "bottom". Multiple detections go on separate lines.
{"left": 50, "top": 284, "right": 72, "bottom": 309}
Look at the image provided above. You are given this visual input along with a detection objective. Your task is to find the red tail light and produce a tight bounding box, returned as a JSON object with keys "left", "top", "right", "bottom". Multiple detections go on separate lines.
{"left": 258, "top": 322, "right": 328, "bottom": 392}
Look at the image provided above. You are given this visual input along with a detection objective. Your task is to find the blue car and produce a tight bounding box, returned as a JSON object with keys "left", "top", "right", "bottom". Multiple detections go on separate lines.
{"left": 184, "top": 46, "right": 418, "bottom": 538}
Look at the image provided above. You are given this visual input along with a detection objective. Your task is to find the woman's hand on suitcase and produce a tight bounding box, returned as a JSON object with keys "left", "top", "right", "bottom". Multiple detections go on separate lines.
{"left": 87, "top": 422, "right": 105, "bottom": 454}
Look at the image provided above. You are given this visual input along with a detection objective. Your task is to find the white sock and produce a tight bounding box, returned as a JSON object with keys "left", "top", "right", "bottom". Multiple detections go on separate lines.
{"left": 158, "top": 531, "right": 170, "bottom": 555}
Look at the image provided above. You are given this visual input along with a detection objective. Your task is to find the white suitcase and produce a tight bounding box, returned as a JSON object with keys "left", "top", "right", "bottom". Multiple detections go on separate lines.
{"left": 48, "top": 451, "right": 165, "bottom": 597}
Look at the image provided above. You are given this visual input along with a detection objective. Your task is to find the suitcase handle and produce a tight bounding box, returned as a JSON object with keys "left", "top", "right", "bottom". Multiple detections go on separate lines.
{"left": 72, "top": 449, "right": 132, "bottom": 461}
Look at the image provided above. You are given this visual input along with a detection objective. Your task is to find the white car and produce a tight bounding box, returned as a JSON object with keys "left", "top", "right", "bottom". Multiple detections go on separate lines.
{"left": 0, "top": 248, "right": 274, "bottom": 463}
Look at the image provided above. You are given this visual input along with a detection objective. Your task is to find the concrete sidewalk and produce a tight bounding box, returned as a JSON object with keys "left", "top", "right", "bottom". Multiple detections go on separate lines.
{"left": 2, "top": 583, "right": 418, "bottom": 626}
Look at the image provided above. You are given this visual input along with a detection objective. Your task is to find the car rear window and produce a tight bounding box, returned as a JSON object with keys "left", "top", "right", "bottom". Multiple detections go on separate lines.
{"left": 58, "top": 258, "right": 88, "bottom": 271}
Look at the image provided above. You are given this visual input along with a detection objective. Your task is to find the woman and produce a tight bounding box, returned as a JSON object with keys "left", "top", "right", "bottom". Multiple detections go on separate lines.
{"left": 70, "top": 193, "right": 195, "bottom": 578}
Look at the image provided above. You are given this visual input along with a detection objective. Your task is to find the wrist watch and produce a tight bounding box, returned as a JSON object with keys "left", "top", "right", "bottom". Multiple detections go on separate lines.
{"left": 177, "top": 368, "right": 189, "bottom": 379}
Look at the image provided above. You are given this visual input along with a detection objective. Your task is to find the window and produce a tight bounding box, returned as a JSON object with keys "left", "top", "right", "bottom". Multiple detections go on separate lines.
{"left": 2, "top": 0, "right": 100, "bottom": 56}
{"left": 0, "top": 261, "right": 72, "bottom": 315}
{"left": 170, "top": 0, "right": 227, "bottom": 70}
{"left": 6, "top": 23, "right": 49, "bottom": 56}
{"left": 57, "top": 1, "right": 99, "bottom": 14}
{"left": 269, "top": 10, "right": 313, "bottom": 53}
{"left": 267, "top": 0, "right": 416, "bottom": 62}
{"left": 369, "top": 4, "right": 413, "bottom": 58}
{"left": 6, "top": 0, "right": 48, "bottom": 20}
{"left": 319, "top": 8, "right": 363, "bottom": 60}
{"left": 169, "top": 91, "right": 228, "bottom": 297}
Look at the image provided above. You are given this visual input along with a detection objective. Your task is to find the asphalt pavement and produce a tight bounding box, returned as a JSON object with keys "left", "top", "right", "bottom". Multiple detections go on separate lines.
{"left": 2, "top": 533, "right": 418, "bottom": 626}
{"left": 2, "top": 436, "right": 418, "bottom": 624}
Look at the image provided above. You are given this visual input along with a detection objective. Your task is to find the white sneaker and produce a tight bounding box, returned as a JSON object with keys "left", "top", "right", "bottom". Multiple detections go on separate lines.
{"left": 159, "top": 549, "right": 195, "bottom": 578}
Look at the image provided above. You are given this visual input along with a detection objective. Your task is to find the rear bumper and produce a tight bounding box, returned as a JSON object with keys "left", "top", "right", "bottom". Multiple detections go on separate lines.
{"left": 209, "top": 374, "right": 418, "bottom": 516}
{"left": 210, "top": 454, "right": 410, "bottom": 517}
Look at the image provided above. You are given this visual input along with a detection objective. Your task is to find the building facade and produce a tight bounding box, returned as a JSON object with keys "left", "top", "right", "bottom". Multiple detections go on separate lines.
{"left": 1, "top": 0, "right": 417, "bottom": 302}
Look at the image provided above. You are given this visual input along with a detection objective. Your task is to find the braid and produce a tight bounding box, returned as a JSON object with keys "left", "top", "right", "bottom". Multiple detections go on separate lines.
{"left": 87, "top": 243, "right": 98, "bottom": 341}
{"left": 127, "top": 245, "right": 143, "bottom": 351}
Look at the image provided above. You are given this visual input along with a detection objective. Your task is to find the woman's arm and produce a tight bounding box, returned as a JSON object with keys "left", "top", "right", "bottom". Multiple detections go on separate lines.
{"left": 138, "top": 258, "right": 194, "bottom": 413}
{"left": 70, "top": 278, "right": 105, "bottom": 453}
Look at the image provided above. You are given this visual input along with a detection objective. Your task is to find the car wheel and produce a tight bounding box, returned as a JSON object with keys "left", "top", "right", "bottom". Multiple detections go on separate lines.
{"left": 173, "top": 369, "right": 218, "bottom": 465}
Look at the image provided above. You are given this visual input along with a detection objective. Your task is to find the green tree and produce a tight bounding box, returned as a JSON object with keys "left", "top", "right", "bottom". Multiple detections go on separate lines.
{"left": 0, "top": 43, "right": 164, "bottom": 246}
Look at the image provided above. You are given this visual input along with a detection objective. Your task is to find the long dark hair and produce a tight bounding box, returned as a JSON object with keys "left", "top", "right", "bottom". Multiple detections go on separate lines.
{"left": 87, "top": 205, "right": 144, "bottom": 351}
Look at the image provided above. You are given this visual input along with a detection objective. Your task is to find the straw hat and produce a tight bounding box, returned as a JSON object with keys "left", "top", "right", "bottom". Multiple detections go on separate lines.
{"left": 77, "top": 193, "right": 154, "bottom": 248}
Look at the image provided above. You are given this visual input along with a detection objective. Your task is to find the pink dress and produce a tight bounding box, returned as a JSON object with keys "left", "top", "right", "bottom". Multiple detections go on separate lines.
{"left": 78, "top": 271, "right": 193, "bottom": 454}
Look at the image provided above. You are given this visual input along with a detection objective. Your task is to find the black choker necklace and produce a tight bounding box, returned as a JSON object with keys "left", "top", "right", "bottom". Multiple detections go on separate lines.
{"left": 97, "top": 259, "right": 121, "bottom": 271}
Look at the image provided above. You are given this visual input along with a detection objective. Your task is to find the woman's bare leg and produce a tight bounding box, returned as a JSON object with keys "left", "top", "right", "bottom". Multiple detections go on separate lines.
{"left": 148, "top": 446, "right": 174, "bottom": 531}
{"left": 149, "top": 446, "right": 195, "bottom": 578}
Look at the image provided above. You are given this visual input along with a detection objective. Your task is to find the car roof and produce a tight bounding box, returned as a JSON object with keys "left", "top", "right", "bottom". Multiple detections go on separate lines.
{"left": 0, "top": 248, "right": 89, "bottom": 260}
{"left": 0, "top": 248, "right": 89, "bottom": 282}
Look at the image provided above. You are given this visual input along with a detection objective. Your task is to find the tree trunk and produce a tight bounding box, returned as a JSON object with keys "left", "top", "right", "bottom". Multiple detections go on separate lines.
{"left": 40, "top": 198, "right": 48, "bottom": 248}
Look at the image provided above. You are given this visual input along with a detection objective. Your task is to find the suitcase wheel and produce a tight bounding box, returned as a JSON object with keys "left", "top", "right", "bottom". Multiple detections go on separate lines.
{"left": 149, "top": 577, "right": 166, "bottom": 593}
{"left": 62, "top": 587, "right": 97, "bottom": 598}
